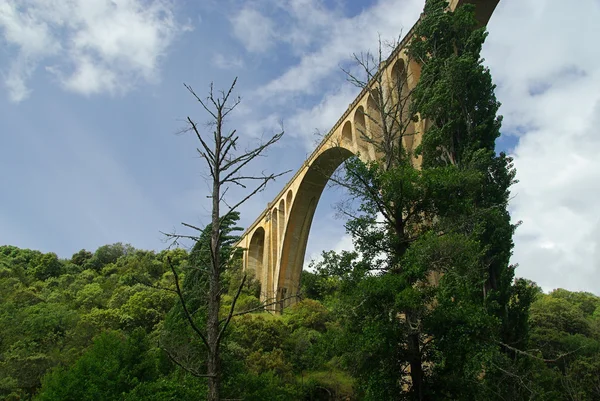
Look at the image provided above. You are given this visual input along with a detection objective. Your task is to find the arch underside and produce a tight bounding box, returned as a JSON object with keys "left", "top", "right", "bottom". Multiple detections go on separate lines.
{"left": 248, "top": 227, "right": 266, "bottom": 296}
{"left": 276, "top": 146, "right": 355, "bottom": 310}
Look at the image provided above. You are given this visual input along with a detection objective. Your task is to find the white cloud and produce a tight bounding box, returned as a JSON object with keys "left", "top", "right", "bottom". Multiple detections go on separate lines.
{"left": 273, "top": 0, "right": 340, "bottom": 51}
{"left": 0, "top": 0, "right": 61, "bottom": 101}
{"left": 286, "top": 83, "right": 359, "bottom": 148}
{"left": 212, "top": 53, "right": 244, "bottom": 70}
{"left": 255, "top": 0, "right": 422, "bottom": 98}
{"left": 304, "top": 221, "right": 354, "bottom": 270}
{"left": 230, "top": 7, "right": 276, "bottom": 53}
{"left": 49, "top": 58, "right": 123, "bottom": 96}
{"left": 228, "top": 0, "right": 422, "bottom": 150}
{"left": 230, "top": 0, "right": 339, "bottom": 56}
{"left": 481, "top": 0, "right": 600, "bottom": 294}
{"left": 0, "top": 1, "right": 60, "bottom": 55}
{"left": 227, "top": 0, "right": 421, "bottom": 100}
{"left": 4, "top": 62, "right": 34, "bottom": 103}
{"left": 0, "top": 0, "right": 188, "bottom": 101}
{"left": 508, "top": 99, "right": 600, "bottom": 293}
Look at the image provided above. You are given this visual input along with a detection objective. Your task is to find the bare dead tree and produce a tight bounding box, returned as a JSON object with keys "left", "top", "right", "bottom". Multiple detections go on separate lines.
{"left": 324, "top": 34, "right": 423, "bottom": 241}
{"left": 340, "top": 34, "right": 418, "bottom": 171}
{"left": 328, "top": 35, "right": 423, "bottom": 252}
{"left": 161, "top": 78, "right": 290, "bottom": 401}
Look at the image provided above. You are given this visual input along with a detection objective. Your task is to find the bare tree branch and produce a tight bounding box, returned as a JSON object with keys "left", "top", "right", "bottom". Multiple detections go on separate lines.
{"left": 184, "top": 83, "right": 217, "bottom": 120}
{"left": 166, "top": 256, "right": 211, "bottom": 351}
{"left": 161, "top": 345, "right": 215, "bottom": 378}
{"left": 160, "top": 231, "right": 200, "bottom": 242}
{"left": 497, "top": 341, "right": 585, "bottom": 364}
{"left": 181, "top": 222, "right": 203, "bottom": 232}
{"left": 220, "top": 170, "right": 291, "bottom": 225}
{"left": 217, "top": 273, "right": 247, "bottom": 344}
{"left": 220, "top": 292, "right": 302, "bottom": 322}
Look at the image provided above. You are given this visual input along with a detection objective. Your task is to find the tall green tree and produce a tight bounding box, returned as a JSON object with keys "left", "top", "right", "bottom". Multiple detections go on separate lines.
{"left": 328, "top": 0, "right": 532, "bottom": 399}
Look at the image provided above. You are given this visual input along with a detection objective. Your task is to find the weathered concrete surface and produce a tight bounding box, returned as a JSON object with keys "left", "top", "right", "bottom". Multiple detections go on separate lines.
{"left": 237, "top": 0, "right": 499, "bottom": 310}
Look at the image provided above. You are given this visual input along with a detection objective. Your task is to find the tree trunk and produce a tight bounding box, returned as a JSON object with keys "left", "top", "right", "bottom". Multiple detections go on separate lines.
{"left": 207, "top": 344, "right": 220, "bottom": 401}
{"left": 207, "top": 112, "right": 222, "bottom": 401}
{"left": 406, "top": 311, "right": 426, "bottom": 401}
{"left": 206, "top": 269, "right": 221, "bottom": 401}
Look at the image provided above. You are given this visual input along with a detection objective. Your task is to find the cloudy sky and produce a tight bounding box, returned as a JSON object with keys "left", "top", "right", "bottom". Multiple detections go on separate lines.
{"left": 1, "top": 0, "right": 598, "bottom": 294}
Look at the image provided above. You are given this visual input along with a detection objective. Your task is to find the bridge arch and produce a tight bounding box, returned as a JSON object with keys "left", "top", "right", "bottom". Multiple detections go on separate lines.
{"left": 341, "top": 120, "right": 353, "bottom": 148}
{"left": 286, "top": 190, "right": 293, "bottom": 215}
{"left": 248, "top": 227, "right": 266, "bottom": 295}
{"left": 391, "top": 58, "right": 407, "bottom": 95}
{"left": 353, "top": 106, "right": 369, "bottom": 156}
{"left": 275, "top": 145, "right": 355, "bottom": 310}
{"left": 367, "top": 90, "right": 383, "bottom": 158}
{"left": 278, "top": 199, "right": 285, "bottom": 237}
{"left": 390, "top": 58, "right": 416, "bottom": 151}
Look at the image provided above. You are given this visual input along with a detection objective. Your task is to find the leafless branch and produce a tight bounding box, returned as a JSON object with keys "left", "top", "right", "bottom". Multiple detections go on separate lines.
{"left": 181, "top": 222, "right": 203, "bottom": 232}
{"left": 162, "top": 345, "right": 215, "bottom": 378}
{"left": 217, "top": 273, "right": 247, "bottom": 344}
{"left": 169, "top": 77, "right": 287, "bottom": 399}
{"left": 497, "top": 341, "right": 584, "bottom": 363}
{"left": 220, "top": 292, "right": 303, "bottom": 322}
{"left": 221, "top": 170, "right": 291, "bottom": 224}
{"left": 160, "top": 231, "right": 200, "bottom": 242}
{"left": 220, "top": 129, "right": 284, "bottom": 178}
{"left": 166, "top": 256, "right": 210, "bottom": 351}
{"left": 490, "top": 362, "right": 536, "bottom": 398}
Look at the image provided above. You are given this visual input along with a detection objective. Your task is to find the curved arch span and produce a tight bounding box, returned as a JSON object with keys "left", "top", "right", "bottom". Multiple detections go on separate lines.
{"left": 276, "top": 146, "right": 355, "bottom": 310}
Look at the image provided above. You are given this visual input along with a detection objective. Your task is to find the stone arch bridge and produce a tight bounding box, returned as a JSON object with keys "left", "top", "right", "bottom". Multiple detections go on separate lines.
{"left": 237, "top": 0, "right": 499, "bottom": 310}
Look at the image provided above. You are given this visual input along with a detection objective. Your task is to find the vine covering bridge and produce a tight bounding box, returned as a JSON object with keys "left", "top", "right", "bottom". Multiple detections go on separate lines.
{"left": 237, "top": 0, "right": 500, "bottom": 310}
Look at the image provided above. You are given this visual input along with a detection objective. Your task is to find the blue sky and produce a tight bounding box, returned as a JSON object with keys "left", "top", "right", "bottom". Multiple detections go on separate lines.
{"left": 1, "top": 0, "right": 599, "bottom": 294}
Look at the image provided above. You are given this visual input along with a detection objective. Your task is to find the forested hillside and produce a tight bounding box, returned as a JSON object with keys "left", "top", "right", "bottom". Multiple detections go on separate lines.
{"left": 2, "top": 1, "right": 599, "bottom": 400}
{"left": 0, "top": 244, "right": 598, "bottom": 400}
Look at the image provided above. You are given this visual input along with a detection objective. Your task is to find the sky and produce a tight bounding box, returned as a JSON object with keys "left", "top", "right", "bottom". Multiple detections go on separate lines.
{"left": 1, "top": 0, "right": 599, "bottom": 295}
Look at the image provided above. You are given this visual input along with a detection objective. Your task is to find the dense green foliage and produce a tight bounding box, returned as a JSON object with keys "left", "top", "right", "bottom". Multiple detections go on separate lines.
{"left": 302, "top": 268, "right": 600, "bottom": 400}
{"left": 0, "top": 244, "right": 185, "bottom": 400}
{"left": 0, "top": 243, "right": 597, "bottom": 400}
{"left": 0, "top": 244, "right": 356, "bottom": 400}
